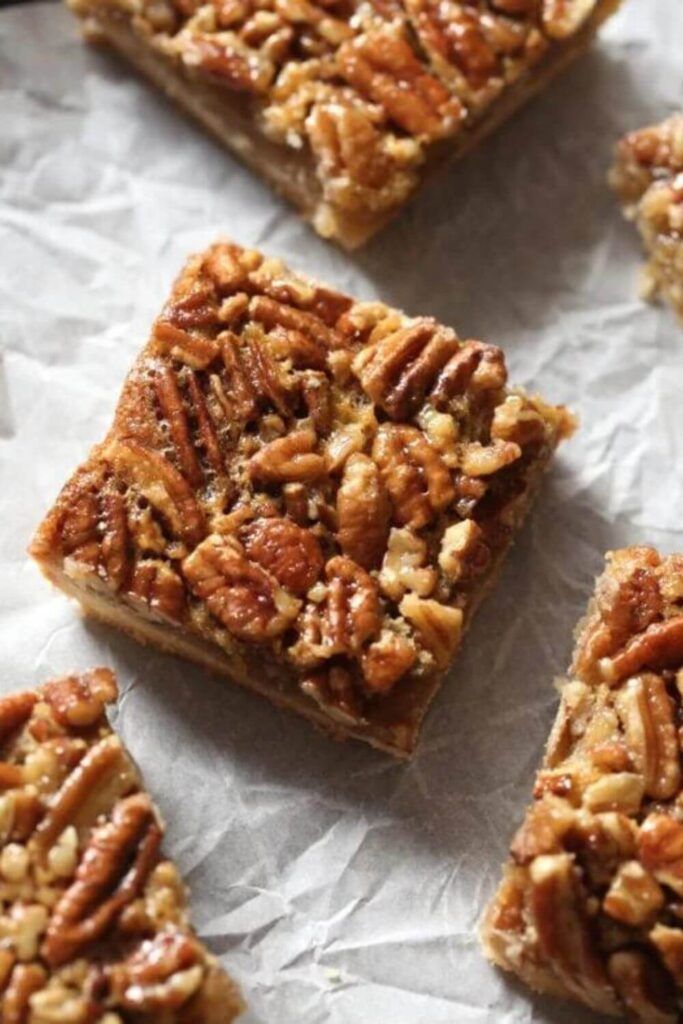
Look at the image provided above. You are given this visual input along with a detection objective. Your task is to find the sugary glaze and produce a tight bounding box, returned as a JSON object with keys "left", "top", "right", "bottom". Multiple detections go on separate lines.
{"left": 0, "top": 668, "right": 243, "bottom": 1022}
{"left": 69, "top": 0, "right": 622, "bottom": 246}
{"left": 611, "top": 114, "right": 683, "bottom": 320}
{"left": 483, "top": 547, "right": 683, "bottom": 1021}
{"left": 31, "top": 240, "right": 574, "bottom": 755}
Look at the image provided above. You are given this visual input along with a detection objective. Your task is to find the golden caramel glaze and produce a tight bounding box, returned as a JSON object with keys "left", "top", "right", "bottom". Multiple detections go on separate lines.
{"left": 31, "top": 241, "right": 574, "bottom": 753}
{"left": 0, "top": 669, "right": 244, "bottom": 1023}
{"left": 67, "top": 0, "right": 620, "bottom": 244}
{"left": 482, "top": 547, "right": 683, "bottom": 1021}
{"left": 611, "top": 114, "right": 683, "bottom": 320}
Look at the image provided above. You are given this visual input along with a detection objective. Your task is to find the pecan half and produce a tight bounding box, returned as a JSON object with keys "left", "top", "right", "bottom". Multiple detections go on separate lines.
{"left": 352, "top": 320, "right": 459, "bottom": 421}
{"left": 337, "top": 28, "right": 463, "bottom": 141}
{"left": 430, "top": 339, "right": 507, "bottom": 408}
{"left": 336, "top": 453, "right": 391, "bottom": 570}
{"left": 128, "top": 559, "right": 186, "bottom": 622}
{"left": 615, "top": 674, "right": 681, "bottom": 801}
{"left": 373, "top": 424, "right": 454, "bottom": 529}
{"left": 241, "top": 516, "right": 324, "bottom": 595}
{"left": 152, "top": 320, "right": 220, "bottom": 370}
{"left": 638, "top": 814, "right": 683, "bottom": 898}
{"left": 183, "top": 534, "right": 302, "bottom": 640}
{"left": 291, "top": 556, "right": 381, "bottom": 665}
{"left": 105, "top": 441, "right": 206, "bottom": 548}
{"left": 248, "top": 429, "right": 327, "bottom": 483}
{"left": 0, "top": 693, "right": 38, "bottom": 743}
{"left": 399, "top": 593, "right": 463, "bottom": 669}
{"left": 109, "top": 932, "right": 203, "bottom": 1011}
{"left": 601, "top": 617, "right": 683, "bottom": 685}
{"left": 529, "top": 853, "right": 619, "bottom": 1014}
{"left": 42, "top": 794, "right": 162, "bottom": 967}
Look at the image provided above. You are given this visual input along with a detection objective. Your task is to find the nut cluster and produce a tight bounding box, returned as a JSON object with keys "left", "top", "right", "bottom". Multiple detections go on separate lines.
{"left": 32, "top": 242, "right": 572, "bottom": 731}
{"left": 0, "top": 669, "right": 242, "bottom": 1022}
{"left": 484, "top": 548, "right": 683, "bottom": 1021}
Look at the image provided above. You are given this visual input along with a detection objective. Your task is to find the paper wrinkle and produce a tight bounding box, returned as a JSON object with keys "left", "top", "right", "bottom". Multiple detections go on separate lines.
{"left": 2, "top": 2, "right": 683, "bottom": 1020}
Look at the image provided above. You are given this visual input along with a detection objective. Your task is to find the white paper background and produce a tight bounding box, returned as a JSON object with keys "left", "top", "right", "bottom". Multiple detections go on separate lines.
{"left": 1, "top": 2, "right": 683, "bottom": 1020}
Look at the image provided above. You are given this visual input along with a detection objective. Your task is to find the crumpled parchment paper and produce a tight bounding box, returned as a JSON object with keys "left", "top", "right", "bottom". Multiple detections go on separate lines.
{"left": 1, "top": 2, "right": 683, "bottom": 1020}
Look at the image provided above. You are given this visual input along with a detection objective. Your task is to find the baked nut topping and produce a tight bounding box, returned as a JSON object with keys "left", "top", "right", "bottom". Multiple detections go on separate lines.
{"left": 0, "top": 670, "right": 244, "bottom": 1022}
{"left": 482, "top": 548, "right": 683, "bottom": 1021}
{"left": 610, "top": 113, "right": 683, "bottom": 321}
{"left": 31, "top": 241, "right": 573, "bottom": 757}
{"left": 66, "top": 0, "right": 619, "bottom": 246}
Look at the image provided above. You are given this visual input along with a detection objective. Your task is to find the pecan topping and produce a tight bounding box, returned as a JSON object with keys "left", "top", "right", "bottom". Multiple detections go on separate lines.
{"left": 0, "top": 693, "right": 38, "bottom": 743}
{"left": 241, "top": 516, "right": 324, "bottom": 595}
{"left": 430, "top": 340, "right": 507, "bottom": 408}
{"left": 183, "top": 533, "right": 302, "bottom": 640}
{"left": 373, "top": 424, "right": 454, "bottom": 530}
{"left": 336, "top": 453, "right": 391, "bottom": 570}
{"left": 152, "top": 320, "right": 220, "bottom": 370}
{"left": 180, "top": 33, "right": 275, "bottom": 93}
{"left": 2, "top": 963, "right": 47, "bottom": 1024}
{"left": 248, "top": 429, "right": 327, "bottom": 483}
{"left": 42, "top": 794, "right": 162, "bottom": 967}
{"left": 301, "top": 666, "right": 364, "bottom": 727}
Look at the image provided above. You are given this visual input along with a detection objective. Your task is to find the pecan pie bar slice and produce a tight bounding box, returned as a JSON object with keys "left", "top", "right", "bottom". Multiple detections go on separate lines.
{"left": 0, "top": 667, "right": 244, "bottom": 1022}
{"left": 482, "top": 547, "right": 683, "bottom": 1021}
{"left": 31, "top": 241, "right": 574, "bottom": 757}
{"left": 610, "top": 114, "right": 683, "bottom": 320}
{"left": 67, "top": 0, "right": 621, "bottom": 248}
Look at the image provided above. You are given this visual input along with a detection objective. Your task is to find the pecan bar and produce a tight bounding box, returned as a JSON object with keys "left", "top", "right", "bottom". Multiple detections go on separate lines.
{"left": 0, "top": 667, "right": 244, "bottom": 1022}
{"left": 610, "top": 114, "right": 683, "bottom": 320}
{"left": 482, "top": 547, "right": 683, "bottom": 1021}
{"left": 68, "top": 0, "right": 620, "bottom": 248}
{"left": 30, "top": 241, "right": 574, "bottom": 757}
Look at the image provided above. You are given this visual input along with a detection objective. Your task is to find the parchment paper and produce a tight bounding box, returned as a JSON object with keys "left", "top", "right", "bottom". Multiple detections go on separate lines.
{"left": 1, "top": 2, "right": 683, "bottom": 1020}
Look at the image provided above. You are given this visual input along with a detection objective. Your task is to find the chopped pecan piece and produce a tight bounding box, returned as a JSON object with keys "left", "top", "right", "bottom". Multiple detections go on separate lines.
{"left": 603, "top": 861, "right": 664, "bottom": 927}
{"left": 183, "top": 533, "right": 302, "bottom": 640}
{"left": 542, "top": 0, "right": 597, "bottom": 39}
{"left": 361, "top": 630, "right": 417, "bottom": 693}
{"left": 438, "top": 519, "right": 489, "bottom": 582}
{"left": 379, "top": 527, "right": 437, "bottom": 602}
{"left": 607, "top": 950, "right": 677, "bottom": 1024}
{"left": 128, "top": 559, "right": 186, "bottom": 622}
{"left": 638, "top": 815, "right": 683, "bottom": 898}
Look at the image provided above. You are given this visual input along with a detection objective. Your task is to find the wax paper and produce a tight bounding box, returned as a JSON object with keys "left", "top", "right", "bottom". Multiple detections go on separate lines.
{"left": 1, "top": 2, "right": 683, "bottom": 1020}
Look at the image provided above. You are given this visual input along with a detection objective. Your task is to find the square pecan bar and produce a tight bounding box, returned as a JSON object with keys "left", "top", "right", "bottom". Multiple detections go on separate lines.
{"left": 31, "top": 241, "right": 574, "bottom": 757}
{"left": 482, "top": 547, "right": 683, "bottom": 1021}
{"left": 0, "top": 667, "right": 244, "bottom": 1021}
{"left": 68, "top": 0, "right": 620, "bottom": 248}
{"left": 610, "top": 114, "right": 683, "bottom": 320}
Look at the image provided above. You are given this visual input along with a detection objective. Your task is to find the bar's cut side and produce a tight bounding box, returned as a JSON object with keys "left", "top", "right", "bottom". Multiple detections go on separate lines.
{"left": 482, "top": 547, "right": 683, "bottom": 1021}
{"left": 0, "top": 668, "right": 244, "bottom": 1022}
{"left": 610, "top": 114, "right": 683, "bottom": 319}
{"left": 69, "top": 0, "right": 620, "bottom": 248}
{"left": 31, "top": 241, "right": 574, "bottom": 756}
